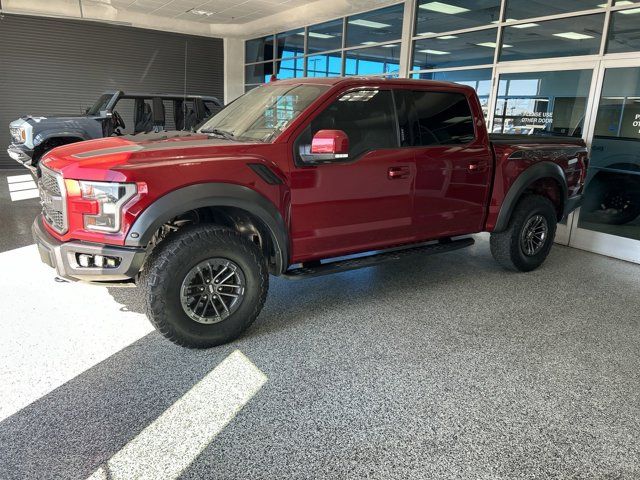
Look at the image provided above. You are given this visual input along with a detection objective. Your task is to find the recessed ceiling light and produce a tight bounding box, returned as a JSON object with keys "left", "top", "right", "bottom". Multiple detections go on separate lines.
{"left": 419, "top": 49, "right": 451, "bottom": 55}
{"left": 620, "top": 7, "right": 640, "bottom": 14}
{"left": 189, "top": 9, "right": 215, "bottom": 17}
{"left": 437, "top": 35, "right": 458, "bottom": 39}
{"left": 553, "top": 31, "right": 595, "bottom": 40}
{"left": 419, "top": 2, "right": 470, "bottom": 14}
{"left": 349, "top": 19, "right": 391, "bottom": 29}
{"left": 476, "top": 42, "right": 506, "bottom": 48}
{"left": 304, "top": 32, "right": 335, "bottom": 39}
{"left": 512, "top": 22, "right": 539, "bottom": 28}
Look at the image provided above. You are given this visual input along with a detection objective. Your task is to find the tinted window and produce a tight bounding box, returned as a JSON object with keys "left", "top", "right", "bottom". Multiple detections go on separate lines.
{"left": 412, "top": 91, "right": 475, "bottom": 145}
{"left": 301, "top": 90, "right": 398, "bottom": 159}
{"left": 412, "top": 29, "right": 498, "bottom": 70}
{"left": 505, "top": 0, "right": 601, "bottom": 20}
{"left": 246, "top": 36, "right": 275, "bottom": 64}
{"left": 500, "top": 14, "right": 604, "bottom": 62}
{"left": 308, "top": 19, "right": 344, "bottom": 54}
{"left": 345, "top": 4, "right": 404, "bottom": 48}
{"left": 415, "top": 0, "right": 501, "bottom": 34}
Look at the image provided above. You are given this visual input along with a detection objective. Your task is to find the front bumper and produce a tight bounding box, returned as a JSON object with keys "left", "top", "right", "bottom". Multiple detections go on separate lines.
{"left": 8, "top": 143, "right": 34, "bottom": 166}
{"left": 32, "top": 216, "right": 146, "bottom": 285}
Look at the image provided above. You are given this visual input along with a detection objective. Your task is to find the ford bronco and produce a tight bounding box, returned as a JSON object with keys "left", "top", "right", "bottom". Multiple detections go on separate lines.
{"left": 8, "top": 90, "right": 222, "bottom": 171}
{"left": 31, "top": 77, "right": 587, "bottom": 348}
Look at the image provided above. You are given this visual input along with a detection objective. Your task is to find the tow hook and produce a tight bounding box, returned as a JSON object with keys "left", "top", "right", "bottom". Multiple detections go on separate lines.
{"left": 54, "top": 276, "right": 69, "bottom": 283}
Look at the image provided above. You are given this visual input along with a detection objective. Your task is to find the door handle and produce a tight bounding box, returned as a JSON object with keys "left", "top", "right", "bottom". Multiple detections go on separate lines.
{"left": 468, "top": 161, "right": 480, "bottom": 172}
{"left": 388, "top": 166, "right": 410, "bottom": 179}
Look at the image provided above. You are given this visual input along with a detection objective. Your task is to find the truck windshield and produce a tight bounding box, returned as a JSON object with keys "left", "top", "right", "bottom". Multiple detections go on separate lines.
{"left": 199, "top": 84, "right": 330, "bottom": 142}
{"left": 87, "top": 94, "right": 113, "bottom": 116}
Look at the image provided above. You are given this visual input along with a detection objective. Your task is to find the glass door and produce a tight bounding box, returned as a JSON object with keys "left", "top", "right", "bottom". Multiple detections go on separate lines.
{"left": 490, "top": 61, "right": 599, "bottom": 244}
{"left": 569, "top": 60, "right": 640, "bottom": 263}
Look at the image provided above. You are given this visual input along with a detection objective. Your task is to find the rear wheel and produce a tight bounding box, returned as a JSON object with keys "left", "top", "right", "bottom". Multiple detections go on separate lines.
{"left": 490, "top": 195, "right": 557, "bottom": 272}
{"left": 142, "top": 225, "right": 268, "bottom": 348}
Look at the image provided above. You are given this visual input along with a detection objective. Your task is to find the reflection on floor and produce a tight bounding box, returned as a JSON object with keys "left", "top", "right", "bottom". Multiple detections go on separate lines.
{"left": 1, "top": 233, "right": 639, "bottom": 479}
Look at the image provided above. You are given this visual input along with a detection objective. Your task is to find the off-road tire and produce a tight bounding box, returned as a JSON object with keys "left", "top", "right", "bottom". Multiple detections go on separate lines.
{"left": 490, "top": 195, "right": 557, "bottom": 272}
{"left": 141, "top": 225, "right": 269, "bottom": 348}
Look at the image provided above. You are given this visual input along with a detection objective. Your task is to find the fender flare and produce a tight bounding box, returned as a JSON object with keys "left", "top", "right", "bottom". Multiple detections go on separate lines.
{"left": 34, "top": 129, "right": 91, "bottom": 147}
{"left": 494, "top": 161, "right": 568, "bottom": 232}
{"left": 125, "top": 183, "right": 289, "bottom": 274}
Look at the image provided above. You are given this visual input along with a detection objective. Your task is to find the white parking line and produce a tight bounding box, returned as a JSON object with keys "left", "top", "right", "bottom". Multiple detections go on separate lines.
{"left": 7, "top": 174, "right": 34, "bottom": 183}
{"left": 10, "top": 188, "right": 40, "bottom": 201}
{"left": 7, "top": 176, "right": 39, "bottom": 202}
{"left": 87, "top": 350, "right": 267, "bottom": 480}
{"left": 8, "top": 180, "right": 37, "bottom": 192}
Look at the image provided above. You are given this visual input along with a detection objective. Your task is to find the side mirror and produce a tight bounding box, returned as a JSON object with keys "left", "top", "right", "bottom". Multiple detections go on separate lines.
{"left": 301, "top": 129, "right": 349, "bottom": 164}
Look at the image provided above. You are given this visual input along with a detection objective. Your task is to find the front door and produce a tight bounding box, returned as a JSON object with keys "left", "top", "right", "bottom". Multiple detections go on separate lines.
{"left": 289, "top": 88, "right": 415, "bottom": 263}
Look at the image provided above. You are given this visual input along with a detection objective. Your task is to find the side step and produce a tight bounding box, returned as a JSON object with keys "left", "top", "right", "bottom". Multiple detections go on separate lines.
{"left": 282, "top": 237, "right": 475, "bottom": 280}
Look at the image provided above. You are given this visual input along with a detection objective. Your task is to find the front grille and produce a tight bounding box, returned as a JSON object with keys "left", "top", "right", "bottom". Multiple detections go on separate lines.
{"left": 39, "top": 167, "right": 68, "bottom": 234}
{"left": 40, "top": 169, "right": 61, "bottom": 196}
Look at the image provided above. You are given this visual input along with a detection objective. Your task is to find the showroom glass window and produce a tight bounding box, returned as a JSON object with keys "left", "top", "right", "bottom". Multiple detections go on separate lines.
{"left": 344, "top": 44, "right": 401, "bottom": 76}
{"left": 606, "top": 8, "right": 640, "bottom": 54}
{"left": 307, "top": 18, "right": 344, "bottom": 54}
{"left": 412, "top": 29, "right": 498, "bottom": 70}
{"left": 307, "top": 54, "right": 342, "bottom": 77}
{"left": 276, "top": 28, "right": 305, "bottom": 59}
{"left": 500, "top": 15, "right": 604, "bottom": 62}
{"left": 493, "top": 70, "right": 592, "bottom": 136}
{"left": 505, "top": 0, "right": 604, "bottom": 20}
{"left": 577, "top": 67, "right": 640, "bottom": 241}
{"left": 246, "top": 35, "right": 275, "bottom": 64}
{"left": 414, "top": 0, "right": 501, "bottom": 35}
{"left": 303, "top": 90, "right": 398, "bottom": 159}
{"left": 345, "top": 4, "right": 404, "bottom": 48}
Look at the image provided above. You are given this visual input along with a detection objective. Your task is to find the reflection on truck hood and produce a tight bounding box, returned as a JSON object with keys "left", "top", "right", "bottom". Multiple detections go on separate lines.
{"left": 41, "top": 130, "right": 264, "bottom": 181}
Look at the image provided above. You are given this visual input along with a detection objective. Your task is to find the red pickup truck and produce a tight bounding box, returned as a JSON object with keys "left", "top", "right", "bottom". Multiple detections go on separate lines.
{"left": 33, "top": 77, "right": 587, "bottom": 348}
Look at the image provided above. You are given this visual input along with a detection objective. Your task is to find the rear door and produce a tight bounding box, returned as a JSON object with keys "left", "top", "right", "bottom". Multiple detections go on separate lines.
{"left": 408, "top": 88, "right": 493, "bottom": 238}
{"left": 289, "top": 88, "right": 415, "bottom": 262}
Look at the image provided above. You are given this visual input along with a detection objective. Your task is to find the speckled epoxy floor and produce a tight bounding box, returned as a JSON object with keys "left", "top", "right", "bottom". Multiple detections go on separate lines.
{"left": 0, "top": 170, "right": 639, "bottom": 479}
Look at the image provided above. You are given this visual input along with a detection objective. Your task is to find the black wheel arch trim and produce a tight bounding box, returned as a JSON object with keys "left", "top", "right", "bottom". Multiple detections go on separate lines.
{"left": 125, "top": 183, "right": 289, "bottom": 274}
{"left": 494, "top": 161, "right": 568, "bottom": 232}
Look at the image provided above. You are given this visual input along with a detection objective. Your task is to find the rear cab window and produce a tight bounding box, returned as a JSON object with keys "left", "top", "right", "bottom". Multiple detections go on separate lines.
{"left": 395, "top": 89, "right": 476, "bottom": 147}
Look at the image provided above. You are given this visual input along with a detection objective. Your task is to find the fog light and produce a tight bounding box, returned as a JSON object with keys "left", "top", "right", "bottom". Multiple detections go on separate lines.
{"left": 94, "top": 255, "right": 104, "bottom": 268}
{"left": 78, "top": 254, "right": 93, "bottom": 267}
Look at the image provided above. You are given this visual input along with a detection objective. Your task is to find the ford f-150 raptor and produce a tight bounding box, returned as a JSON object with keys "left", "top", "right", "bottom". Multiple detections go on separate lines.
{"left": 8, "top": 90, "right": 222, "bottom": 171}
{"left": 31, "top": 77, "right": 587, "bottom": 348}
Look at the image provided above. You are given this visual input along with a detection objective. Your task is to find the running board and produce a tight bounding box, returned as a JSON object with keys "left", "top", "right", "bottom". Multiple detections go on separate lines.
{"left": 282, "top": 237, "right": 475, "bottom": 280}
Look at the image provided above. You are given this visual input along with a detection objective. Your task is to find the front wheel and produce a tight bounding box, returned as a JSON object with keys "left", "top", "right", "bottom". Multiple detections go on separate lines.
{"left": 142, "top": 225, "right": 269, "bottom": 348}
{"left": 490, "top": 195, "right": 558, "bottom": 272}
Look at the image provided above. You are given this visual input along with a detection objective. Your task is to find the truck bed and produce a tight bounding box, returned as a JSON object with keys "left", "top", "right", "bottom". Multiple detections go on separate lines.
{"left": 489, "top": 133, "right": 586, "bottom": 146}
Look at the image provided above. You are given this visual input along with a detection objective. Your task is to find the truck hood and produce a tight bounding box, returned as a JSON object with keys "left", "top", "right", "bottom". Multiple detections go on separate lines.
{"left": 41, "top": 131, "right": 266, "bottom": 181}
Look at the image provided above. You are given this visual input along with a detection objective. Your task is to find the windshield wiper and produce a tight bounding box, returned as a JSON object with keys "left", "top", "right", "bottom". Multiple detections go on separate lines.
{"left": 200, "top": 127, "right": 236, "bottom": 140}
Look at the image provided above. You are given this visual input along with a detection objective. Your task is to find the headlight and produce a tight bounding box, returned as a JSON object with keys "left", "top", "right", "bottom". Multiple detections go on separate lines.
{"left": 79, "top": 181, "right": 136, "bottom": 233}
{"left": 10, "top": 127, "right": 26, "bottom": 144}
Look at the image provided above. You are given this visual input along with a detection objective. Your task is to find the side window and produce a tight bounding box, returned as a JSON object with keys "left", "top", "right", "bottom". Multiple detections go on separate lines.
{"left": 412, "top": 91, "right": 475, "bottom": 146}
{"left": 298, "top": 89, "right": 398, "bottom": 161}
